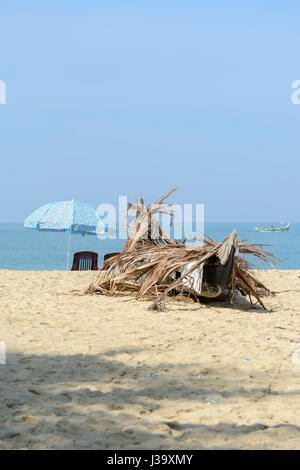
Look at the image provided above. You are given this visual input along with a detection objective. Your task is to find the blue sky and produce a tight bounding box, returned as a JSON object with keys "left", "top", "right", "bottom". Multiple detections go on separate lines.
{"left": 0, "top": 0, "right": 299, "bottom": 222}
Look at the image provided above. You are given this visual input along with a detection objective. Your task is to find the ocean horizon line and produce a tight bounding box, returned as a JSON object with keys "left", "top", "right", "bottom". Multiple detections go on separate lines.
{"left": 1, "top": 221, "right": 299, "bottom": 225}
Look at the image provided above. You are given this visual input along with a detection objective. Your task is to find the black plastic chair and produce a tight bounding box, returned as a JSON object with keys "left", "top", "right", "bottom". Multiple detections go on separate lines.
{"left": 102, "top": 252, "right": 120, "bottom": 269}
{"left": 71, "top": 252, "right": 98, "bottom": 271}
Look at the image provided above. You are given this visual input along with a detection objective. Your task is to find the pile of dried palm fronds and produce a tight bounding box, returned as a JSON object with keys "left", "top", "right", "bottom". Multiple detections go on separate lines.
{"left": 86, "top": 189, "right": 279, "bottom": 310}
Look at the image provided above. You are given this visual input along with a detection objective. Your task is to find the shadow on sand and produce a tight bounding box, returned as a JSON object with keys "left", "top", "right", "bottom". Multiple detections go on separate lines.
{"left": 0, "top": 348, "right": 299, "bottom": 449}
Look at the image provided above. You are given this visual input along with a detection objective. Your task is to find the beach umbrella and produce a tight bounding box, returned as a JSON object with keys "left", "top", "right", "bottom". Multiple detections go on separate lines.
{"left": 24, "top": 200, "right": 107, "bottom": 269}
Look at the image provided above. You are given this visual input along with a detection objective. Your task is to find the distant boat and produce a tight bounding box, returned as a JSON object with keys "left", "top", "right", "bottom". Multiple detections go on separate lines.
{"left": 255, "top": 223, "right": 290, "bottom": 232}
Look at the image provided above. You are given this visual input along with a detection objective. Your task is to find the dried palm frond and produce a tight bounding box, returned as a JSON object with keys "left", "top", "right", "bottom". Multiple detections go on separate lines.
{"left": 123, "top": 187, "right": 179, "bottom": 253}
{"left": 87, "top": 189, "right": 279, "bottom": 310}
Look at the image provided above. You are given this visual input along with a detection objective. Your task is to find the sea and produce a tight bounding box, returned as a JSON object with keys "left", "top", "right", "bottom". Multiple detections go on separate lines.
{"left": 0, "top": 223, "right": 299, "bottom": 271}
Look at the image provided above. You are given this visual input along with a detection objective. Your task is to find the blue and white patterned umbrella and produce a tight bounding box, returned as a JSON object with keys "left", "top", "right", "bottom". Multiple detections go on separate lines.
{"left": 24, "top": 200, "right": 108, "bottom": 269}
{"left": 24, "top": 200, "right": 107, "bottom": 235}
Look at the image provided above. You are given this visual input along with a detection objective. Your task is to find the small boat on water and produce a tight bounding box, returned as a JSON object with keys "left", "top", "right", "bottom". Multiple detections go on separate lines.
{"left": 255, "top": 223, "right": 290, "bottom": 232}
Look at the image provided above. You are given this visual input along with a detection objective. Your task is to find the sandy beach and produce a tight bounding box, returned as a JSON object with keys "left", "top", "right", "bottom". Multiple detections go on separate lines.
{"left": 1, "top": 269, "right": 300, "bottom": 449}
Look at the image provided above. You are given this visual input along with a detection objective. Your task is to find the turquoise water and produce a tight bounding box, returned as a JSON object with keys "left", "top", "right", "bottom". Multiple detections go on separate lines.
{"left": 0, "top": 223, "right": 299, "bottom": 271}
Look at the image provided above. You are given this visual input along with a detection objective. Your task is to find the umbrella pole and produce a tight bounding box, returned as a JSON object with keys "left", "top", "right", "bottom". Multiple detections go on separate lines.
{"left": 66, "top": 227, "right": 72, "bottom": 270}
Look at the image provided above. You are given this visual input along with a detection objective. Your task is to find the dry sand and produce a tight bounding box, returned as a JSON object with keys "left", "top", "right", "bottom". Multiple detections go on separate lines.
{"left": 1, "top": 269, "right": 300, "bottom": 449}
